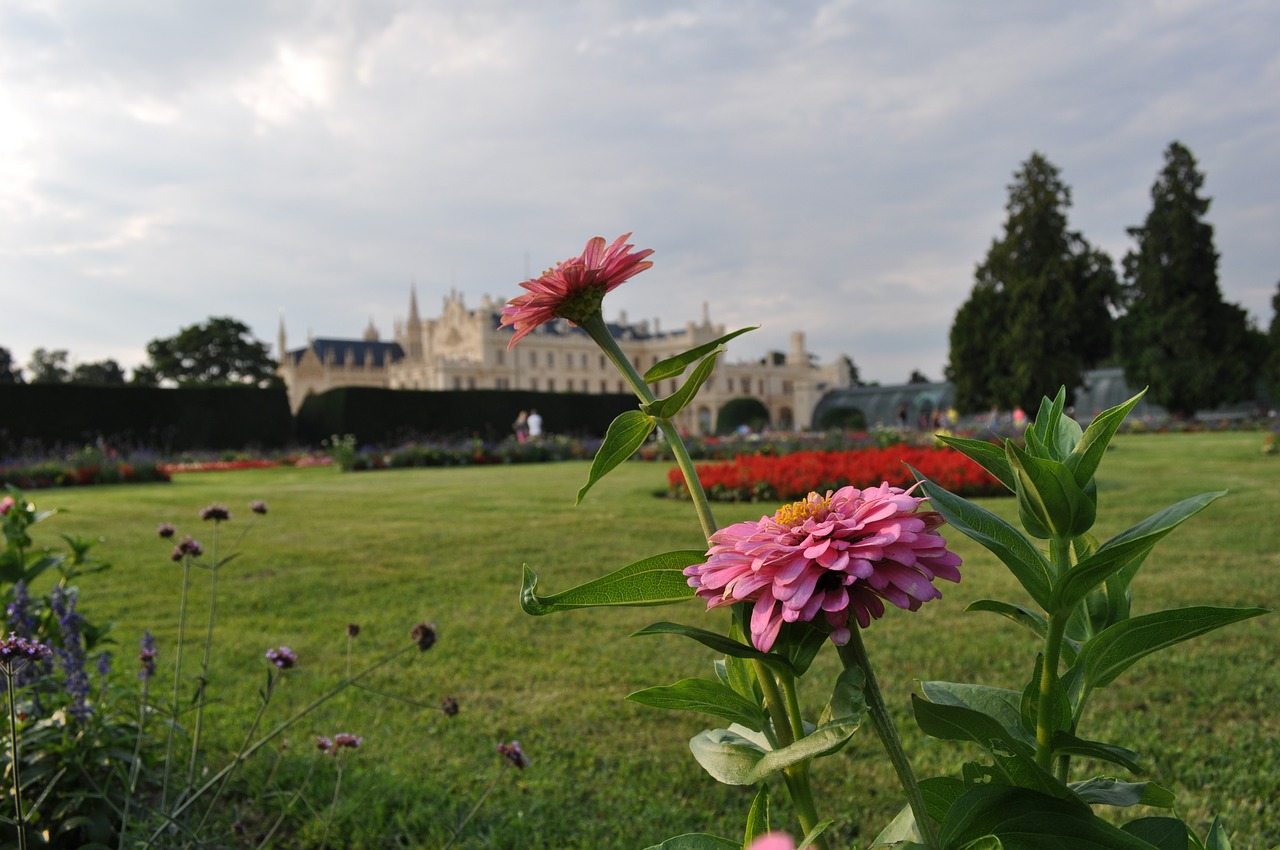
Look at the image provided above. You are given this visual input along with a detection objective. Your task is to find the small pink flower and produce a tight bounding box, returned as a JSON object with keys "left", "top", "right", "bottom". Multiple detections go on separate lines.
{"left": 685, "top": 483, "right": 962, "bottom": 652}
{"left": 500, "top": 233, "right": 654, "bottom": 348}
{"left": 0, "top": 496, "right": 15, "bottom": 516}
{"left": 748, "top": 834, "right": 796, "bottom": 850}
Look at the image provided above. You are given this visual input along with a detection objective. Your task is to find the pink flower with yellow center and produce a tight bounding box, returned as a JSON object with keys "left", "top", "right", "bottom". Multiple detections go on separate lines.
{"left": 684, "top": 482, "right": 962, "bottom": 652}
{"left": 500, "top": 233, "right": 654, "bottom": 348}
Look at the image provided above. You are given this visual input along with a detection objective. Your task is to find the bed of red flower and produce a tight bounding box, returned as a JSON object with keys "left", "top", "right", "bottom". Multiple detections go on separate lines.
{"left": 669, "top": 445, "right": 1005, "bottom": 502}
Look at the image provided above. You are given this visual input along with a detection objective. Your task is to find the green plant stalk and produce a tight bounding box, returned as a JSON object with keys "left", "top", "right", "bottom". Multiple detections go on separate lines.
{"left": 188, "top": 524, "right": 224, "bottom": 788}
{"left": 783, "top": 763, "right": 830, "bottom": 850}
{"left": 319, "top": 755, "right": 345, "bottom": 850}
{"left": 838, "top": 630, "right": 940, "bottom": 850}
{"left": 581, "top": 313, "right": 718, "bottom": 541}
{"left": 1036, "top": 537, "right": 1073, "bottom": 772}
{"left": 161, "top": 555, "right": 192, "bottom": 811}
{"left": 443, "top": 766, "right": 512, "bottom": 850}
{"left": 147, "top": 642, "right": 418, "bottom": 847}
{"left": 753, "top": 660, "right": 793, "bottom": 750}
{"left": 118, "top": 675, "right": 151, "bottom": 850}
{"left": 6, "top": 668, "right": 28, "bottom": 850}
{"left": 193, "top": 672, "right": 279, "bottom": 834}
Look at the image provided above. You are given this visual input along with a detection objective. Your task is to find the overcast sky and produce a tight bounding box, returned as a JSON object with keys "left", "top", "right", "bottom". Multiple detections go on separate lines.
{"left": 2, "top": 1, "right": 1277, "bottom": 385}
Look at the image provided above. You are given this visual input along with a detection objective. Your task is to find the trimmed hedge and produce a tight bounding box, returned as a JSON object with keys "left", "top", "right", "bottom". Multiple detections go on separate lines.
{"left": 0, "top": 384, "right": 293, "bottom": 453}
{"left": 295, "top": 387, "right": 637, "bottom": 445}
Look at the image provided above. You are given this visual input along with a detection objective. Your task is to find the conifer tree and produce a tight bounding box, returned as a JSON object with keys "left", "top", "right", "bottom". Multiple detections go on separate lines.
{"left": 946, "top": 153, "right": 1117, "bottom": 413}
{"left": 1117, "top": 141, "right": 1258, "bottom": 417}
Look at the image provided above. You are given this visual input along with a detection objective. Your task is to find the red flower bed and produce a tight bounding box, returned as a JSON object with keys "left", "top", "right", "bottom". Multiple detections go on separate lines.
{"left": 158, "top": 459, "right": 280, "bottom": 474}
{"left": 668, "top": 445, "right": 1005, "bottom": 502}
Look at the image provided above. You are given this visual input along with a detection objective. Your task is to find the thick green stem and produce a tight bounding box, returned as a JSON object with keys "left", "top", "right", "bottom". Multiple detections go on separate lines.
{"left": 782, "top": 763, "right": 831, "bottom": 850}
{"left": 751, "top": 660, "right": 793, "bottom": 749}
{"left": 581, "top": 313, "right": 718, "bottom": 541}
{"left": 838, "top": 630, "right": 940, "bottom": 850}
{"left": 1036, "top": 538, "right": 1073, "bottom": 772}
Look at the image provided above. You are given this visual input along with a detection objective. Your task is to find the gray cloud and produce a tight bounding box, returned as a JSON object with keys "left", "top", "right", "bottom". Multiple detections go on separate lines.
{"left": 2, "top": 0, "right": 1277, "bottom": 385}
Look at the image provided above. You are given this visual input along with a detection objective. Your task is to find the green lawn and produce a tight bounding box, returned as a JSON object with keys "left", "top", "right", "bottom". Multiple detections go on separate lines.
{"left": 27, "top": 431, "right": 1280, "bottom": 848}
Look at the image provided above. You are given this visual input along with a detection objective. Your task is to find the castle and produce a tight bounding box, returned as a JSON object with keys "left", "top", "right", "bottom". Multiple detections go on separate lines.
{"left": 277, "top": 290, "right": 854, "bottom": 435}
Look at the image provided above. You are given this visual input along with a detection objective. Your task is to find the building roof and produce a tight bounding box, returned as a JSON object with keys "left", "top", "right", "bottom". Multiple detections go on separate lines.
{"left": 287, "top": 338, "right": 405, "bottom": 368}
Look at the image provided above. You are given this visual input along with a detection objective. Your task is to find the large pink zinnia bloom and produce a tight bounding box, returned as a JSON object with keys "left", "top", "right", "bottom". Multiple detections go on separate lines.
{"left": 500, "top": 233, "right": 654, "bottom": 348}
{"left": 684, "top": 483, "right": 962, "bottom": 652}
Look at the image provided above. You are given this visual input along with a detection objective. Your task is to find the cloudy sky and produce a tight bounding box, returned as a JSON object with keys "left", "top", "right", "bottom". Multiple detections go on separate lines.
{"left": 2, "top": 0, "right": 1277, "bottom": 385}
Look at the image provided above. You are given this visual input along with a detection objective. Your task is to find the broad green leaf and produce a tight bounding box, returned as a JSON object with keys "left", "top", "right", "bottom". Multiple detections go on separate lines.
{"left": 935, "top": 435, "right": 1016, "bottom": 492}
{"left": 1201, "top": 816, "right": 1232, "bottom": 850}
{"left": 641, "top": 834, "right": 742, "bottom": 850}
{"left": 920, "top": 776, "right": 969, "bottom": 823}
{"left": 819, "top": 667, "right": 868, "bottom": 728}
{"left": 1007, "top": 443, "right": 1096, "bottom": 540}
{"left": 519, "top": 551, "right": 702, "bottom": 615}
{"left": 628, "top": 678, "right": 765, "bottom": 730}
{"left": 643, "top": 346, "right": 724, "bottom": 420}
{"left": 724, "top": 615, "right": 759, "bottom": 701}
{"left": 576, "top": 410, "right": 656, "bottom": 504}
{"left": 1070, "top": 778, "right": 1175, "bottom": 808}
{"left": 965, "top": 600, "right": 1083, "bottom": 663}
{"left": 644, "top": 326, "right": 758, "bottom": 382}
{"left": 1027, "top": 387, "right": 1079, "bottom": 461}
{"left": 1077, "top": 606, "right": 1269, "bottom": 690}
{"left": 744, "top": 785, "right": 771, "bottom": 847}
{"left": 912, "top": 473, "right": 1053, "bottom": 608}
{"left": 939, "top": 785, "right": 1160, "bottom": 850}
{"left": 689, "top": 714, "right": 861, "bottom": 785}
{"left": 869, "top": 803, "right": 926, "bottom": 848}
{"left": 1051, "top": 733, "right": 1143, "bottom": 775}
{"left": 634, "top": 622, "right": 798, "bottom": 676}
{"left": 919, "top": 681, "right": 1034, "bottom": 748}
{"left": 781, "top": 620, "right": 830, "bottom": 677}
{"left": 1049, "top": 492, "right": 1226, "bottom": 616}
{"left": 798, "top": 819, "right": 836, "bottom": 849}
{"left": 1121, "top": 818, "right": 1189, "bottom": 850}
{"left": 1066, "top": 390, "right": 1146, "bottom": 488}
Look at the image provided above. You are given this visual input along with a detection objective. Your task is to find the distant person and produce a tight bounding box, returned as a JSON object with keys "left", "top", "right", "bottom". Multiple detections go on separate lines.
{"left": 896, "top": 404, "right": 908, "bottom": 429}
{"left": 513, "top": 410, "right": 529, "bottom": 443}
{"left": 527, "top": 409, "right": 543, "bottom": 439}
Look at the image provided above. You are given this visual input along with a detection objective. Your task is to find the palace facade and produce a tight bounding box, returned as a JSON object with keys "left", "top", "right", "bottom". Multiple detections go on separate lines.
{"left": 277, "top": 290, "right": 854, "bottom": 434}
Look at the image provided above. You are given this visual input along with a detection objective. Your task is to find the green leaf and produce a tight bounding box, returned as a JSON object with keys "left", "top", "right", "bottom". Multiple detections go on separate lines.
{"left": 1201, "top": 816, "right": 1232, "bottom": 850}
{"left": 965, "top": 600, "right": 1082, "bottom": 663}
{"left": 798, "top": 819, "right": 836, "bottom": 849}
{"left": 919, "top": 681, "right": 1034, "bottom": 748}
{"left": 819, "top": 666, "right": 868, "bottom": 728}
{"left": 939, "top": 784, "right": 1160, "bottom": 850}
{"left": 960, "top": 837, "right": 1005, "bottom": 850}
{"left": 576, "top": 410, "right": 656, "bottom": 504}
{"left": 688, "top": 714, "right": 862, "bottom": 786}
{"left": 1077, "top": 606, "right": 1269, "bottom": 690}
{"left": 1007, "top": 442, "right": 1096, "bottom": 540}
{"left": 920, "top": 776, "right": 970, "bottom": 823}
{"left": 912, "top": 473, "right": 1053, "bottom": 608}
{"left": 744, "top": 785, "right": 771, "bottom": 847}
{"left": 1049, "top": 492, "right": 1226, "bottom": 616}
{"left": 1070, "top": 778, "right": 1175, "bottom": 808}
{"left": 644, "top": 326, "right": 758, "bottom": 382}
{"left": 1020, "top": 654, "right": 1071, "bottom": 740}
{"left": 1066, "top": 390, "right": 1145, "bottom": 488}
{"left": 869, "top": 803, "right": 927, "bottom": 848}
{"left": 628, "top": 678, "right": 765, "bottom": 730}
{"left": 643, "top": 346, "right": 724, "bottom": 420}
{"left": 641, "top": 834, "right": 742, "bottom": 850}
{"left": 782, "top": 620, "right": 830, "bottom": 677}
{"left": 1121, "top": 817, "right": 1189, "bottom": 850}
{"left": 519, "top": 551, "right": 702, "bottom": 615}
{"left": 935, "top": 435, "right": 1016, "bottom": 492}
{"left": 1051, "top": 733, "right": 1144, "bottom": 775}
{"left": 633, "top": 622, "right": 798, "bottom": 676}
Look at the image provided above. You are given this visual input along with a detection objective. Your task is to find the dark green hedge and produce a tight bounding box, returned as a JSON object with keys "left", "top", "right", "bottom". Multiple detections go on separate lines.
{"left": 295, "top": 387, "right": 637, "bottom": 445}
{"left": 0, "top": 384, "right": 292, "bottom": 453}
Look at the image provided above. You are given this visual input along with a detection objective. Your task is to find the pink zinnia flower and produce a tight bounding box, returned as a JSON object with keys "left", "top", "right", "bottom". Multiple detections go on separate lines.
{"left": 500, "top": 233, "right": 654, "bottom": 348}
{"left": 748, "top": 834, "right": 796, "bottom": 850}
{"left": 0, "top": 496, "right": 15, "bottom": 516}
{"left": 685, "top": 483, "right": 962, "bottom": 652}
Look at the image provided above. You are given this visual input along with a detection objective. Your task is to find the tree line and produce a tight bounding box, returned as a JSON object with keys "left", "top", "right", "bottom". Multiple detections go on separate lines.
{"left": 0, "top": 317, "right": 280, "bottom": 389}
{"left": 947, "top": 141, "right": 1280, "bottom": 418}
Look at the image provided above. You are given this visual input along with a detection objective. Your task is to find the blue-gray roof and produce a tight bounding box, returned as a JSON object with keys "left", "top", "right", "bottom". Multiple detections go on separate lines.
{"left": 289, "top": 339, "right": 405, "bottom": 368}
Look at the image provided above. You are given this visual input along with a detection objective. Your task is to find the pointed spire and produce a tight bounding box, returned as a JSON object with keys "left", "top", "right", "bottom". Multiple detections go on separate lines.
{"left": 408, "top": 282, "right": 421, "bottom": 327}
{"left": 277, "top": 313, "right": 287, "bottom": 357}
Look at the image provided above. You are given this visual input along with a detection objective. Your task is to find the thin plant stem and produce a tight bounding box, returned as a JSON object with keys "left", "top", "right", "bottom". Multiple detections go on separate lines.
{"left": 319, "top": 755, "right": 344, "bottom": 850}
{"left": 6, "top": 669, "right": 27, "bottom": 850}
{"left": 782, "top": 763, "right": 830, "bottom": 850}
{"left": 188, "top": 524, "right": 223, "bottom": 788}
{"left": 146, "top": 643, "right": 417, "bottom": 847}
{"left": 838, "top": 629, "right": 940, "bottom": 850}
{"left": 254, "top": 756, "right": 318, "bottom": 850}
{"left": 117, "top": 676, "right": 151, "bottom": 850}
{"left": 161, "top": 556, "right": 192, "bottom": 810}
{"left": 193, "top": 673, "right": 278, "bottom": 834}
{"left": 751, "top": 660, "right": 793, "bottom": 749}
{"left": 442, "top": 767, "right": 510, "bottom": 850}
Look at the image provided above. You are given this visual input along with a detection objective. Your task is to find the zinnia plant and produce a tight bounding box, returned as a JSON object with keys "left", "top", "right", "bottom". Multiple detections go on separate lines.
{"left": 513, "top": 235, "right": 1269, "bottom": 849}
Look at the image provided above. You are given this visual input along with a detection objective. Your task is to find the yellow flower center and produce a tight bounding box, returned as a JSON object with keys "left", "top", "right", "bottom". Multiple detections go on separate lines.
{"left": 773, "top": 492, "right": 831, "bottom": 528}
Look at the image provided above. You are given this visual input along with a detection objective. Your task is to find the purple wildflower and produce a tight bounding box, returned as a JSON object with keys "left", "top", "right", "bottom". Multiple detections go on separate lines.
{"left": 97, "top": 651, "right": 112, "bottom": 678}
{"left": 199, "top": 503, "right": 231, "bottom": 522}
{"left": 316, "top": 735, "right": 334, "bottom": 753}
{"left": 332, "top": 732, "right": 362, "bottom": 749}
{"left": 265, "top": 647, "right": 297, "bottom": 669}
{"left": 346, "top": 623, "right": 360, "bottom": 638}
{"left": 51, "top": 586, "right": 92, "bottom": 722}
{"left": 411, "top": 623, "right": 437, "bottom": 652}
{"left": 171, "top": 535, "right": 203, "bottom": 561}
{"left": 497, "top": 740, "right": 529, "bottom": 770}
{"left": 157, "top": 522, "right": 176, "bottom": 539}
{"left": 251, "top": 500, "right": 269, "bottom": 515}
{"left": 139, "top": 630, "right": 157, "bottom": 681}
{"left": 0, "top": 633, "right": 52, "bottom": 671}
{"left": 6, "top": 580, "right": 37, "bottom": 637}
{"left": 441, "top": 696, "right": 459, "bottom": 718}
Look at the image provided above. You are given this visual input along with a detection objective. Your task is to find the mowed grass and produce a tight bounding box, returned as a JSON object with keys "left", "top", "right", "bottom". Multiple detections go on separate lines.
{"left": 29, "top": 431, "right": 1280, "bottom": 849}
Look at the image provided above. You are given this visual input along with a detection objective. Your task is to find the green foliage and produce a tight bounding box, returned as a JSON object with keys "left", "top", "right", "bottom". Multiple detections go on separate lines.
{"left": 143, "top": 316, "right": 280, "bottom": 388}
{"left": 0, "top": 346, "right": 22, "bottom": 384}
{"left": 946, "top": 153, "right": 1118, "bottom": 413}
{"left": 27, "top": 347, "right": 71, "bottom": 384}
{"left": 69, "top": 358, "right": 127, "bottom": 385}
{"left": 1116, "top": 142, "right": 1261, "bottom": 417}
{"left": 715, "top": 397, "right": 770, "bottom": 435}
{"left": 1266, "top": 280, "right": 1280, "bottom": 404}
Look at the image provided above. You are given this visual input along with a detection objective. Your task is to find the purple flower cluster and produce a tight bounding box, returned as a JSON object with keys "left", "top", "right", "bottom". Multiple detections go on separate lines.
{"left": 265, "top": 646, "right": 297, "bottom": 669}
{"left": 139, "top": 630, "right": 157, "bottom": 681}
{"left": 0, "top": 632, "right": 52, "bottom": 670}
{"left": 199, "top": 503, "right": 231, "bottom": 522}
{"left": 6, "top": 580, "right": 37, "bottom": 637}
{"left": 411, "top": 622, "right": 437, "bottom": 652}
{"left": 441, "top": 696, "right": 460, "bottom": 718}
{"left": 316, "top": 732, "right": 363, "bottom": 755}
{"left": 157, "top": 522, "right": 176, "bottom": 539}
{"left": 497, "top": 740, "right": 529, "bottom": 769}
{"left": 50, "top": 586, "right": 92, "bottom": 721}
{"left": 250, "top": 500, "right": 269, "bottom": 515}
{"left": 170, "top": 535, "right": 203, "bottom": 562}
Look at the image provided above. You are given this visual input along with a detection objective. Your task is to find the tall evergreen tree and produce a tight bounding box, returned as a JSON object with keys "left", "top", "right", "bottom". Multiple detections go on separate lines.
{"left": 1117, "top": 141, "right": 1258, "bottom": 417}
{"left": 1266, "top": 279, "right": 1280, "bottom": 406}
{"left": 0, "top": 346, "right": 22, "bottom": 384}
{"left": 946, "top": 153, "right": 1117, "bottom": 413}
